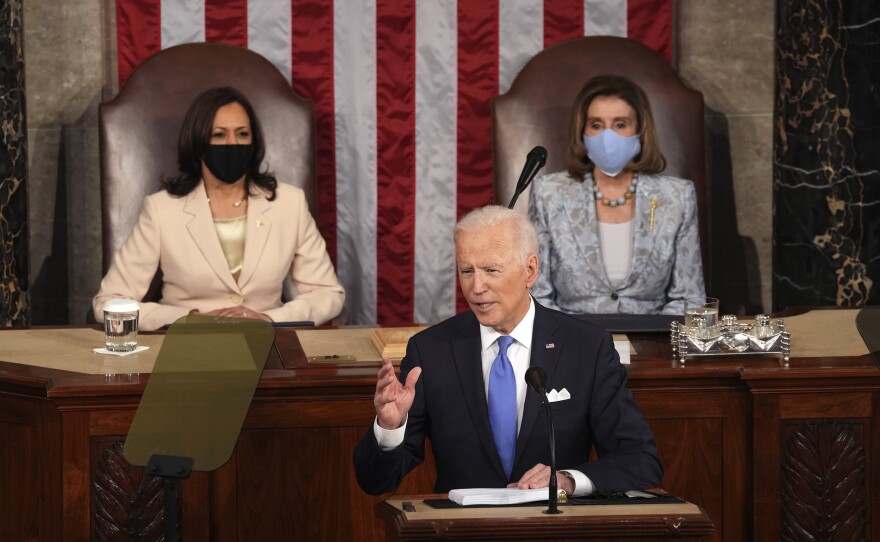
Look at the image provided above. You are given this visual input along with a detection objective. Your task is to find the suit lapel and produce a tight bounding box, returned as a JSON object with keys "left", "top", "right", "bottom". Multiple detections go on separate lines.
{"left": 183, "top": 184, "right": 239, "bottom": 293}
{"left": 618, "top": 175, "right": 659, "bottom": 290}
{"left": 564, "top": 174, "right": 612, "bottom": 290}
{"left": 514, "top": 304, "right": 561, "bottom": 468}
{"left": 452, "top": 313, "right": 509, "bottom": 481}
{"left": 237, "top": 193, "right": 272, "bottom": 288}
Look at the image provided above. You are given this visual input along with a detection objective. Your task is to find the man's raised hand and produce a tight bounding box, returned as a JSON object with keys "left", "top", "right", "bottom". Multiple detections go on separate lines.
{"left": 374, "top": 355, "right": 422, "bottom": 429}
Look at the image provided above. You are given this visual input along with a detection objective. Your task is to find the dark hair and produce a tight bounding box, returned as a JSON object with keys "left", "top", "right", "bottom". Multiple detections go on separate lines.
{"left": 162, "top": 87, "right": 277, "bottom": 199}
{"left": 565, "top": 75, "right": 666, "bottom": 180}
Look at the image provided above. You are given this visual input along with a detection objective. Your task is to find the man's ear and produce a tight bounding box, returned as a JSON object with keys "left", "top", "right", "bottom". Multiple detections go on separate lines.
{"left": 525, "top": 254, "right": 539, "bottom": 288}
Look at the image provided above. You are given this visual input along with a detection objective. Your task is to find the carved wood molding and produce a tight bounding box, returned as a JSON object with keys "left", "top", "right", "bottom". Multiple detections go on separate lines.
{"left": 93, "top": 440, "right": 166, "bottom": 541}
{"left": 781, "top": 421, "right": 867, "bottom": 542}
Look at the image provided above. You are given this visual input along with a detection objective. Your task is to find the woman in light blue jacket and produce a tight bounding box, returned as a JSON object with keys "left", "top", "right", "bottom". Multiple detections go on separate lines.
{"left": 529, "top": 75, "right": 704, "bottom": 315}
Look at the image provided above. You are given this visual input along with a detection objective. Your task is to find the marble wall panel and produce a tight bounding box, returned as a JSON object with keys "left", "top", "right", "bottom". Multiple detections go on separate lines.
{"left": 27, "top": 128, "right": 69, "bottom": 324}
{"left": 0, "top": 0, "right": 29, "bottom": 326}
{"left": 728, "top": 114, "right": 775, "bottom": 310}
{"left": 677, "top": 0, "right": 775, "bottom": 313}
{"left": 774, "top": 1, "right": 880, "bottom": 309}
{"left": 23, "top": 0, "right": 106, "bottom": 323}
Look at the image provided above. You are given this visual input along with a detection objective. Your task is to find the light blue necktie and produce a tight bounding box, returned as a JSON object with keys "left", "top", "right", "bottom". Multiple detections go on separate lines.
{"left": 488, "top": 335, "right": 517, "bottom": 479}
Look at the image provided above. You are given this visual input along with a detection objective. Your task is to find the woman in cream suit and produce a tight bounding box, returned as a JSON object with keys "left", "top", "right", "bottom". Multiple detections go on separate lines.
{"left": 529, "top": 75, "right": 704, "bottom": 315}
{"left": 93, "top": 87, "right": 344, "bottom": 331}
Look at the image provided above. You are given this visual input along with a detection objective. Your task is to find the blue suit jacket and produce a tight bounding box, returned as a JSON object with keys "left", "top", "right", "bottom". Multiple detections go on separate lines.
{"left": 353, "top": 302, "right": 662, "bottom": 495}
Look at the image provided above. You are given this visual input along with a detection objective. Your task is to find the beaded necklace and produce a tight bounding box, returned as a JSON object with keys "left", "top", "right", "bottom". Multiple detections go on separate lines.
{"left": 593, "top": 173, "right": 638, "bottom": 207}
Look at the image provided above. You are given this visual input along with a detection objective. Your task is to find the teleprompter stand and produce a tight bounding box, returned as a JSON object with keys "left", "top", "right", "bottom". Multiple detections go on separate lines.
{"left": 146, "top": 454, "right": 194, "bottom": 542}
{"left": 124, "top": 315, "right": 275, "bottom": 541}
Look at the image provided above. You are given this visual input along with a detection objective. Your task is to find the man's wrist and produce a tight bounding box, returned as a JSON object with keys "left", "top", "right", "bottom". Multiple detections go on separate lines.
{"left": 376, "top": 415, "right": 403, "bottom": 430}
{"left": 374, "top": 414, "right": 407, "bottom": 451}
{"left": 560, "top": 469, "right": 593, "bottom": 496}
{"left": 559, "top": 470, "right": 576, "bottom": 493}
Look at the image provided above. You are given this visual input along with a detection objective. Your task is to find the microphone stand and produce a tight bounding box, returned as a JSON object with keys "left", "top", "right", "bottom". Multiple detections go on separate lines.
{"left": 507, "top": 146, "right": 547, "bottom": 209}
{"left": 525, "top": 367, "right": 562, "bottom": 514}
{"left": 542, "top": 393, "right": 561, "bottom": 514}
{"left": 508, "top": 188, "right": 526, "bottom": 210}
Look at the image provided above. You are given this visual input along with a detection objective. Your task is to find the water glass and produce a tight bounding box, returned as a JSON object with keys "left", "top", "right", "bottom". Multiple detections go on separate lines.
{"left": 103, "top": 298, "right": 140, "bottom": 352}
{"left": 684, "top": 297, "right": 719, "bottom": 331}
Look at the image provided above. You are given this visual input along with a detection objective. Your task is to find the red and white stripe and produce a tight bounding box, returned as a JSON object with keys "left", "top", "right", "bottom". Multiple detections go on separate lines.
{"left": 115, "top": 0, "right": 672, "bottom": 325}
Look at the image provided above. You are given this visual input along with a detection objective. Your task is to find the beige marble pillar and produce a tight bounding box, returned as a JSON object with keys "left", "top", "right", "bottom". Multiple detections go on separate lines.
{"left": 24, "top": 0, "right": 110, "bottom": 324}
{"left": 676, "top": 0, "right": 775, "bottom": 313}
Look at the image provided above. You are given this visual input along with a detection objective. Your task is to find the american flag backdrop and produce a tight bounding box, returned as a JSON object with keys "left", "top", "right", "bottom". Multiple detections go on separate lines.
{"left": 115, "top": 0, "right": 673, "bottom": 325}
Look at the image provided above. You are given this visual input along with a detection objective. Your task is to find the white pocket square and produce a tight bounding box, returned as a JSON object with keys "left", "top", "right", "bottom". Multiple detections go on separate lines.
{"left": 546, "top": 388, "right": 571, "bottom": 403}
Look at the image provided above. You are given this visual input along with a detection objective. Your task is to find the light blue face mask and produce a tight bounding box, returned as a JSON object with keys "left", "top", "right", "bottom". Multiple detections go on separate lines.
{"left": 582, "top": 130, "right": 641, "bottom": 177}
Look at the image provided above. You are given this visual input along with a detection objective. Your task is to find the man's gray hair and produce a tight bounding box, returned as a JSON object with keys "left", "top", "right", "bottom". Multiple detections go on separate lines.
{"left": 454, "top": 205, "right": 539, "bottom": 264}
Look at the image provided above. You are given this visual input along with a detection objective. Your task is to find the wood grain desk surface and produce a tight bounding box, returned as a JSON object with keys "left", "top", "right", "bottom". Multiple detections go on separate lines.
{"left": 376, "top": 494, "right": 714, "bottom": 540}
{"left": 0, "top": 308, "right": 876, "bottom": 395}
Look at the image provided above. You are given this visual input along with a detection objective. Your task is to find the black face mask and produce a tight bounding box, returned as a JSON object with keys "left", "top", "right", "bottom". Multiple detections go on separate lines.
{"left": 203, "top": 144, "right": 254, "bottom": 184}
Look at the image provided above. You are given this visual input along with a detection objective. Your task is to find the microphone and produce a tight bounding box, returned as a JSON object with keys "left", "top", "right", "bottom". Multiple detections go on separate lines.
{"left": 525, "top": 366, "right": 562, "bottom": 514}
{"left": 507, "top": 146, "right": 548, "bottom": 209}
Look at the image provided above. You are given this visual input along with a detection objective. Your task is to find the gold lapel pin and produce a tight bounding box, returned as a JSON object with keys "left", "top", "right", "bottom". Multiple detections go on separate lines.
{"left": 256, "top": 219, "right": 264, "bottom": 228}
{"left": 649, "top": 199, "right": 657, "bottom": 231}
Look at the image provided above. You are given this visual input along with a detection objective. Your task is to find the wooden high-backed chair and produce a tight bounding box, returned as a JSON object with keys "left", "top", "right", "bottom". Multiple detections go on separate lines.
{"left": 493, "top": 36, "right": 711, "bottom": 296}
{"left": 99, "top": 43, "right": 315, "bottom": 302}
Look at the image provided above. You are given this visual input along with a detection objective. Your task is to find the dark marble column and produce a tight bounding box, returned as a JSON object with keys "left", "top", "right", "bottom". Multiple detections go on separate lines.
{"left": 774, "top": 2, "right": 880, "bottom": 310}
{"left": 0, "top": 0, "right": 29, "bottom": 326}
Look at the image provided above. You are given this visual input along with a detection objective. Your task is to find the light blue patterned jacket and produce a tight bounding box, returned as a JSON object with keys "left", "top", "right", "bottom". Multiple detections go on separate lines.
{"left": 528, "top": 171, "right": 705, "bottom": 315}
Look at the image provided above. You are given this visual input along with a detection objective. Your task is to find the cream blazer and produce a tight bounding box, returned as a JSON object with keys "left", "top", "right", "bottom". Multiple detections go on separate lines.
{"left": 93, "top": 182, "right": 345, "bottom": 331}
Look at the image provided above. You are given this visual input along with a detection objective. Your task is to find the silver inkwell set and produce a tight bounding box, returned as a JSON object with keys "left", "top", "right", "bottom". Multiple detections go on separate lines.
{"left": 671, "top": 313, "right": 792, "bottom": 366}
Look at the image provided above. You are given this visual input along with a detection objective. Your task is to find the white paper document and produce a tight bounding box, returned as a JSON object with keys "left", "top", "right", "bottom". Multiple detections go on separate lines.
{"left": 448, "top": 487, "right": 549, "bottom": 506}
{"left": 614, "top": 340, "right": 631, "bottom": 364}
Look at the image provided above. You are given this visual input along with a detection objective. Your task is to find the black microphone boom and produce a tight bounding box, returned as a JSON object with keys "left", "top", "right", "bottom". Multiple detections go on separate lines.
{"left": 507, "top": 146, "right": 548, "bottom": 209}
{"left": 524, "top": 366, "right": 562, "bottom": 514}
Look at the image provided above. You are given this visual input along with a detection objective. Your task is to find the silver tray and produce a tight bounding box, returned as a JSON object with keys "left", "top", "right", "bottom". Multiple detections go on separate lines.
{"left": 671, "top": 314, "right": 791, "bottom": 365}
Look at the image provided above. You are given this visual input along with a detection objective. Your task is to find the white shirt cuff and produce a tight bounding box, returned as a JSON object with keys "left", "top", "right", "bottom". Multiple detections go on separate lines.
{"left": 373, "top": 415, "right": 407, "bottom": 451}
{"left": 565, "top": 470, "right": 594, "bottom": 497}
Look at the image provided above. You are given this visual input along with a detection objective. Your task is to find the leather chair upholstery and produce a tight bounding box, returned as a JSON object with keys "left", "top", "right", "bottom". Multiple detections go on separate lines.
{"left": 99, "top": 43, "right": 316, "bottom": 297}
{"left": 492, "top": 36, "right": 709, "bottom": 285}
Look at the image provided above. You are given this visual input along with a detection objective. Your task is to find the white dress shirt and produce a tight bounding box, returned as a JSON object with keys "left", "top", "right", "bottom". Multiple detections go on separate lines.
{"left": 374, "top": 297, "right": 593, "bottom": 496}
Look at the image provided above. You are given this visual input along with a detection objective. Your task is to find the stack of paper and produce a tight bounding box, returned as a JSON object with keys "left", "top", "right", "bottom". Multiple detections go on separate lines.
{"left": 448, "top": 487, "right": 548, "bottom": 506}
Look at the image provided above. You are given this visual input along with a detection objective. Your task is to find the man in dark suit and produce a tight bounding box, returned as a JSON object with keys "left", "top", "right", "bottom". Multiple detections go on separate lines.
{"left": 354, "top": 205, "right": 661, "bottom": 496}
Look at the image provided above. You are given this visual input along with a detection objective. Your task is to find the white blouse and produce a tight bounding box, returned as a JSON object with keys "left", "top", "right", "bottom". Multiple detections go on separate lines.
{"left": 597, "top": 219, "right": 633, "bottom": 287}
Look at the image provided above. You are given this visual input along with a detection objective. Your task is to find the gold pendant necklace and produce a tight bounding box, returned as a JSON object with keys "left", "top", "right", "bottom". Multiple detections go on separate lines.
{"left": 207, "top": 196, "right": 246, "bottom": 207}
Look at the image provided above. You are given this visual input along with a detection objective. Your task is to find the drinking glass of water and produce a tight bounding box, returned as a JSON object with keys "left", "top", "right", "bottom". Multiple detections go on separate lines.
{"left": 103, "top": 298, "right": 140, "bottom": 352}
{"left": 684, "top": 297, "right": 719, "bottom": 332}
